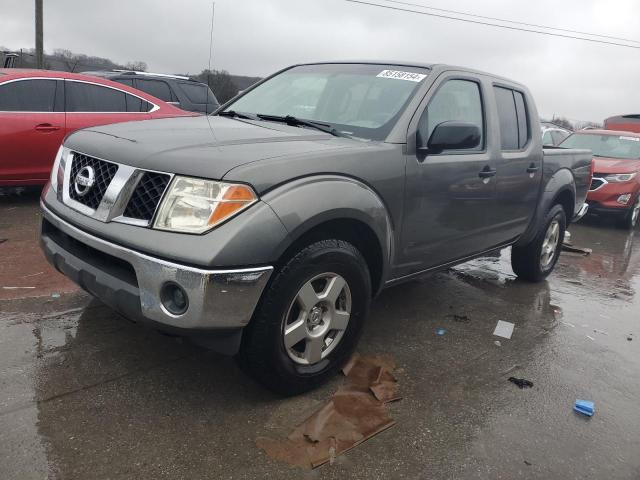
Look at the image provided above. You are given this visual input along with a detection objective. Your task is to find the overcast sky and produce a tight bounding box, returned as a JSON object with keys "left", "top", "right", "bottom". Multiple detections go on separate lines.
{"left": 3, "top": 0, "right": 639, "bottom": 122}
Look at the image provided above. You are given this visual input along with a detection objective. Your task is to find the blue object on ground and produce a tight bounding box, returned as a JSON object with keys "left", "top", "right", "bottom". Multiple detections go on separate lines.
{"left": 574, "top": 399, "right": 595, "bottom": 417}
{"left": 436, "top": 328, "right": 446, "bottom": 336}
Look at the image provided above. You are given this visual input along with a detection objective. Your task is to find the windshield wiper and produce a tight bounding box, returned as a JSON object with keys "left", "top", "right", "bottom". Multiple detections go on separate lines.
{"left": 256, "top": 114, "right": 347, "bottom": 137}
{"left": 217, "top": 110, "right": 258, "bottom": 120}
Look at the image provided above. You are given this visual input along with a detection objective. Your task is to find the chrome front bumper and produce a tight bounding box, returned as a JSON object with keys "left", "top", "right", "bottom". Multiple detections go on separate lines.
{"left": 40, "top": 203, "right": 273, "bottom": 330}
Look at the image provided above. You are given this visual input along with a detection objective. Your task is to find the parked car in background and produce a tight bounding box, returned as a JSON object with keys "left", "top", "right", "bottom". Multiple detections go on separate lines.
{"left": 604, "top": 114, "right": 640, "bottom": 134}
{"left": 84, "top": 70, "right": 220, "bottom": 114}
{"left": 560, "top": 129, "right": 640, "bottom": 228}
{"left": 40, "top": 61, "right": 592, "bottom": 394}
{"left": 541, "top": 121, "right": 572, "bottom": 146}
{"left": 0, "top": 69, "right": 192, "bottom": 187}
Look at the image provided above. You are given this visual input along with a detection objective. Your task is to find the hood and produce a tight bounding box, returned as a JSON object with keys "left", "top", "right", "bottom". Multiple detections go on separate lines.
{"left": 592, "top": 156, "right": 640, "bottom": 174}
{"left": 63, "top": 115, "right": 356, "bottom": 180}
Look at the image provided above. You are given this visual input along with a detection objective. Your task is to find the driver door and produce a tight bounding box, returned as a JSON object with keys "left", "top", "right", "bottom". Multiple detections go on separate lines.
{"left": 399, "top": 74, "right": 498, "bottom": 275}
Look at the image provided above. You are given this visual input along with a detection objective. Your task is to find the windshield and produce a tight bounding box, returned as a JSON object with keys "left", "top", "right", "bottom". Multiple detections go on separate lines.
{"left": 223, "top": 63, "right": 430, "bottom": 140}
{"left": 560, "top": 133, "right": 640, "bottom": 160}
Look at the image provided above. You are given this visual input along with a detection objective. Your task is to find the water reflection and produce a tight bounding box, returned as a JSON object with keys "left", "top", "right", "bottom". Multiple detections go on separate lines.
{"left": 558, "top": 222, "right": 639, "bottom": 301}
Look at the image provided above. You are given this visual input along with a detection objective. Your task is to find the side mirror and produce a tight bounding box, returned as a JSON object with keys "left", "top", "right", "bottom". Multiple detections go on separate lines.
{"left": 419, "top": 121, "right": 481, "bottom": 154}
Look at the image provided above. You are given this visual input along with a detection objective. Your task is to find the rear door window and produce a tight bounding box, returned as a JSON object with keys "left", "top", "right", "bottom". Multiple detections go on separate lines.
{"left": 116, "top": 78, "right": 135, "bottom": 87}
{"left": 494, "top": 87, "right": 519, "bottom": 150}
{"left": 179, "top": 82, "right": 209, "bottom": 104}
{"left": 513, "top": 91, "right": 529, "bottom": 148}
{"left": 495, "top": 87, "right": 529, "bottom": 150}
{"left": 136, "top": 79, "right": 174, "bottom": 102}
{"left": 66, "top": 82, "right": 128, "bottom": 112}
{"left": 0, "top": 79, "right": 57, "bottom": 111}
{"left": 125, "top": 94, "right": 153, "bottom": 112}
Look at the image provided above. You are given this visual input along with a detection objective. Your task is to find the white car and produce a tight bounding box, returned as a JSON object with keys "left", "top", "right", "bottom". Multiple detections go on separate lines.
{"left": 541, "top": 123, "right": 572, "bottom": 146}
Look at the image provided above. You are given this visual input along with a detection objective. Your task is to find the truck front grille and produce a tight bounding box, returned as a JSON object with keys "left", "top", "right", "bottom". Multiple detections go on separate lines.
{"left": 68, "top": 153, "right": 119, "bottom": 209}
{"left": 123, "top": 172, "right": 171, "bottom": 221}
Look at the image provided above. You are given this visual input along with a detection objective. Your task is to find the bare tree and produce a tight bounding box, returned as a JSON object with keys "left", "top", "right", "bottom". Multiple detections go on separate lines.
{"left": 194, "top": 69, "right": 239, "bottom": 103}
{"left": 124, "top": 61, "right": 147, "bottom": 72}
{"left": 52, "top": 49, "right": 87, "bottom": 72}
{"left": 551, "top": 117, "right": 574, "bottom": 131}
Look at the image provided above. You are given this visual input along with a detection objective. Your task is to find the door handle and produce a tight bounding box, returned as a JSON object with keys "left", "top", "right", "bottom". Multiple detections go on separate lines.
{"left": 478, "top": 166, "right": 497, "bottom": 179}
{"left": 526, "top": 163, "right": 539, "bottom": 174}
{"left": 35, "top": 123, "right": 61, "bottom": 132}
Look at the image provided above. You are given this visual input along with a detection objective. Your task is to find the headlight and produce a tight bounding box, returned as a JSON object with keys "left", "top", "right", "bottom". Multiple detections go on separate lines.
{"left": 153, "top": 177, "right": 258, "bottom": 234}
{"left": 604, "top": 173, "right": 637, "bottom": 183}
{"left": 50, "top": 146, "right": 67, "bottom": 192}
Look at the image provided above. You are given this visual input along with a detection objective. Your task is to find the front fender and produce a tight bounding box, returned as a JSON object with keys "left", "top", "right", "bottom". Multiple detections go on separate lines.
{"left": 262, "top": 175, "right": 395, "bottom": 281}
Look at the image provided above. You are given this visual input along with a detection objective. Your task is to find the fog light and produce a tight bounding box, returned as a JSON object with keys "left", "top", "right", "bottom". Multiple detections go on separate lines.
{"left": 617, "top": 194, "right": 632, "bottom": 205}
{"left": 160, "top": 282, "right": 189, "bottom": 316}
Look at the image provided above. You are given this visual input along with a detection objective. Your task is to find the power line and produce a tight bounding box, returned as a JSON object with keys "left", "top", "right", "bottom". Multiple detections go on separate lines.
{"left": 345, "top": 0, "right": 640, "bottom": 50}
{"left": 382, "top": 0, "right": 640, "bottom": 45}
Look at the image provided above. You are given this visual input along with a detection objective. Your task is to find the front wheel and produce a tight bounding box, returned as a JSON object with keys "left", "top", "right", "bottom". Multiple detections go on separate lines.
{"left": 511, "top": 204, "right": 566, "bottom": 282}
{"left": 618, "top": 196, "right": 640, "bottom": 229}
{"left": 237, "top": 239, "right": 371, "bottom": 395}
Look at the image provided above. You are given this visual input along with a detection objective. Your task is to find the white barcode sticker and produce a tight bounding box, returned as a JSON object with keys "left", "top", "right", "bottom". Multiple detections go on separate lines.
{"left": 377, "top": 70, "right": 427, "bottom": 82}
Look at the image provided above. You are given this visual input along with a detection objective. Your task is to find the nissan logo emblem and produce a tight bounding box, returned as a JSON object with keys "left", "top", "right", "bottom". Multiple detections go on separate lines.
{"left": 74, "top": 166, "right": 96, "bottom": 197}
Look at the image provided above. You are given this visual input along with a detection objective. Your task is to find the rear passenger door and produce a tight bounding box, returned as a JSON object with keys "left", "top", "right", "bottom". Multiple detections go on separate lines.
{"left": 0, "top": 78, "right": 66, "bottom": 184}
{"left": 64, "top": 80, "right": 152, "bottom": 135}
{"left": 490, "top": 85, "right": 542, "bottom": 243}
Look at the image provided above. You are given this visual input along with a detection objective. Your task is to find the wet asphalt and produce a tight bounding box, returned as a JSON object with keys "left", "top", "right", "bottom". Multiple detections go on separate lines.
{"left": 1, "top": 189, "right": 639, "bottom": 479}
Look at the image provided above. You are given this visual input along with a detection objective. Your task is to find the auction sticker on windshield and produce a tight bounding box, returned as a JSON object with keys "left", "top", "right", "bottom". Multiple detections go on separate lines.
{"left": 377, "top": 70, "right": 427, "bottom": 82}
{"left": 620, "top": 136, "right": 640, "bottom": 142}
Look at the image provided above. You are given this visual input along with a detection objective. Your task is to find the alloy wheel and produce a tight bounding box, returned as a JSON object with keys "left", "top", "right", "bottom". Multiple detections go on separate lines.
{"left": 540, "top": 219, "right": 561, "bottom": 269}
{"left": 283, "top": 273, "right": 352, "bottom": 365}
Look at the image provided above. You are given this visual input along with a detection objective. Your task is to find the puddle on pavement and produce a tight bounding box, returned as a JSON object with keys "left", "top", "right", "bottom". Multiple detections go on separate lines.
{"left": 2, "top": 205, "right": 640, "bottom": 478}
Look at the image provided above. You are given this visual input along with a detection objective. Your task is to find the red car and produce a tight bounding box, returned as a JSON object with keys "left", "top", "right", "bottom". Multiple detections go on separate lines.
{"left": 0, "top": 69, "right": 192, "bottom": 186}
{"left": 604, "top": 114, "right": 640, "bottom": 134}
{"left": 559, "top": 129, "right": 640, "bottom": 228}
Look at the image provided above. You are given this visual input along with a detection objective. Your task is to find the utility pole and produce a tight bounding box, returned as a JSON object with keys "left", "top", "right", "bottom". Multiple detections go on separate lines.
{"left": 35, "top": 0, "right": 44, "bottom": 69}
{"left": 208, "top": 2, "right": 215, "bottom": 73}
{"left": 206, "top": 2, "right": 215, "bottom": 114}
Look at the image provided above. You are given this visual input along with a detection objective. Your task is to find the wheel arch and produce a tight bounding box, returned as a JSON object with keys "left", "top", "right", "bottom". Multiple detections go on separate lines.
{"left": 263, "top": 175, "right": 395, "bottom": 295}
{"left": 516, "top": 168, "right": 576, "bottom": 247}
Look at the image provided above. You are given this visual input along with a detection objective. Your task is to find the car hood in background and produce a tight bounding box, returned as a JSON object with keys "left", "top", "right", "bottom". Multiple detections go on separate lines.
{"left": 592, "top": 156, "right": 640, "bottom": 174}
{"left": 63, "top": 115, "right": 357, "bottom": 181}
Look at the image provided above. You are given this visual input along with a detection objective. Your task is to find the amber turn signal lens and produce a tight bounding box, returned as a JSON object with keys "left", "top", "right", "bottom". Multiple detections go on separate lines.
{"left": 207, "top": 185, "right": 257, "bottom": 226}
{"left": 223, "top": 185, "right": 256, "bottom": 201}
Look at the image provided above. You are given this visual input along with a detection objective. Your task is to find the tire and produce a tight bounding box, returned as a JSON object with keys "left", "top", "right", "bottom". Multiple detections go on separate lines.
{"left": 237, "top": 239, "right": 371, "bottom": 395}
{"left": 617, "top": 196, "right": 640, "bottom": 230}
{"left": 511, "top": 204, "right": 566, "bottom": 282}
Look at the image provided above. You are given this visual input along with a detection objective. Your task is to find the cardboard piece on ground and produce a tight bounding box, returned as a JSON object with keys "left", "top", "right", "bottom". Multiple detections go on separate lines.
{"left": 562, "top": 243, "right": 592, "bottom": 255}
{"left": 257, "top": 354, "right": 400, "bottom": 469}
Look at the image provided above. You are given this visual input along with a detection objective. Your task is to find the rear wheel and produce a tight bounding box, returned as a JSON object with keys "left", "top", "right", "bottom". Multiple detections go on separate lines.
{"left": 511, "top": 204, "right": 566, "bottom": 282}
{"left": 237, "top": 239, "right": 371, "bottom": 395}
{"left": 618, "top": 196, "right": 640, "bottom": 229}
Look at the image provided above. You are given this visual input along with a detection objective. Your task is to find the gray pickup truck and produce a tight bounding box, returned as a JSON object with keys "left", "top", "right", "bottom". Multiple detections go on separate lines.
{"left": 40, "top": 62, "right": 592, "bottom": 394}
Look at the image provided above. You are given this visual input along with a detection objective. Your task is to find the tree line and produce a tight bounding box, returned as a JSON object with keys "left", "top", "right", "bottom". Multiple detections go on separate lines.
{"left": 1, "top": 47, "right": 261, "bottom": 103}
